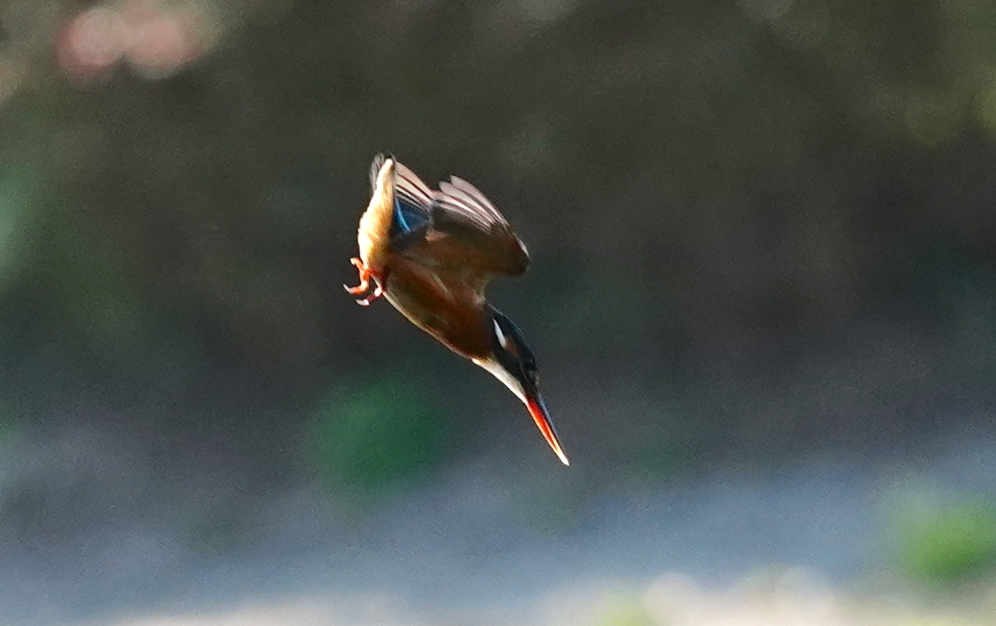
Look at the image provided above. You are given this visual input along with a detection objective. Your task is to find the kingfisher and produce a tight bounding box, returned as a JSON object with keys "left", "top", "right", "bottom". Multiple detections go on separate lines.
{"left": 345, "top": 154, "right": 569, "bottom": 465}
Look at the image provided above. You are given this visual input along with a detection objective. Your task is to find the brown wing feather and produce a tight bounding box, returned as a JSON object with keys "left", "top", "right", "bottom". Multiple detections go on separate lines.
{"left": 382, "top": 254, "right": 492, "bottom": 359}
{"left": 394, "top": 161, "right": 435, "bottom": 216}
{"left": 436, "top": 177, "right": 507, "bottom": 230}
{"left": 404, "top": 176, "right": 529, "bottom": 283}
{"left": 399, "top": 229, "right": 526, "bottom": 295}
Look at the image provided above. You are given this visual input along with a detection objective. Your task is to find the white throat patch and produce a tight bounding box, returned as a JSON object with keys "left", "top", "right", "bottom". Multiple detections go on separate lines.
{"left": 493, "top": 319, "right": 508, "bottom": 350}
{"left": 472, "top": 357, "right": 526, "bottom": 405}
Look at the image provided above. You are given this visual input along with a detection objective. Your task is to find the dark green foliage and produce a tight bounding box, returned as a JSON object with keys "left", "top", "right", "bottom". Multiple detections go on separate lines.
{"left": 894, "top": 497, "right": 996, "bottom": 582}
{"left": 309, "top": 377, "right": 447, "bottom": 496}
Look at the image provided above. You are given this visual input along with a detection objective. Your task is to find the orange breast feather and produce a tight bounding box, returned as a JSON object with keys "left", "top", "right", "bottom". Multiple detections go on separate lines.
{"left": 356, "top": 159, "right": 396, "bottom": 275}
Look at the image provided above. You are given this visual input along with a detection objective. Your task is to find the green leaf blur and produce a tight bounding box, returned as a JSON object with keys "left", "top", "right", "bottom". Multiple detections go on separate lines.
{"left": 895, "top": 498, "right": 996, "bottom": 582}
{"left": 309, "top": 378, "right": 446, "bottom": 496}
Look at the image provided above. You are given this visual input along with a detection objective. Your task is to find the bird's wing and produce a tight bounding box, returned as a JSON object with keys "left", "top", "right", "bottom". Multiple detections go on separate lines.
{"left": 399, "top": 176, "right": 529, "bottom": 288}
{"left": 434, "top": 177, "right": 510, "bottom": 233}
{"left": 374, "top": 156, "right": 433, "bottom": 248}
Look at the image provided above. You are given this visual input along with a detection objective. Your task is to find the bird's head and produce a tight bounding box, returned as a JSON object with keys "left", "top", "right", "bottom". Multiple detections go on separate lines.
{"left": 473, "top": 308, "right": 569, "bottom": 466}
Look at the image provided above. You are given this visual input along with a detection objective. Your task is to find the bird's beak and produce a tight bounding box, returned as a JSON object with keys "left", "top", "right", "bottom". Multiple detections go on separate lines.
{"left": 525, "top": 394, "right": 570, "bottom": 466}
{"left": 473, "top": 357, "right": 570, "bottom": 466}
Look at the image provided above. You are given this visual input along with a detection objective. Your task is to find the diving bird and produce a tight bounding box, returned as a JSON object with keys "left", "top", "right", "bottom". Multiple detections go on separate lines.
{"left": 345, "top": 154, "right": 569, "bottom": 465}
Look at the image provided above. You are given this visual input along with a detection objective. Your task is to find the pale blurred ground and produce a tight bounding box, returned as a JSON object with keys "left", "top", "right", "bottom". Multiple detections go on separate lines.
{"left": 1, "top": 421, "right": 994, "bottom": 625}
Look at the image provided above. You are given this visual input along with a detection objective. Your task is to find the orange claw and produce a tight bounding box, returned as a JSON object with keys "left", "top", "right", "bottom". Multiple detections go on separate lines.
{"left": 344, "top": 258, "right": 371, "bottom": 294}
{"left": 354, "top": 283, "right": 384, "bottom": 306}
{"left": 343, "top": 257, "right": 384, "bottom": 305}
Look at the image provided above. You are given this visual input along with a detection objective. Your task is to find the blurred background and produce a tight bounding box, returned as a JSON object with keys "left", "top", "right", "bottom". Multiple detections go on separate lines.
{"left": 3, "top": 0, "right": 996, "bottom": 624}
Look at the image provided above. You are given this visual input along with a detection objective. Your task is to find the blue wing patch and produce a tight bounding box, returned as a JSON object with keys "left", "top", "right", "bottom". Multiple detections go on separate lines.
{"left": 391, "top": 195, "right": 430, "bottom": 239}
{"left": 386, "top": 158, "right": 434, "bottom": 249}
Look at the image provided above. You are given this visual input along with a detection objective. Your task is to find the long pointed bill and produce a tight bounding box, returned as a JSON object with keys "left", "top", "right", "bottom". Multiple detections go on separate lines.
{"left": 472, "top": 357, "right": 570, "bottom": 466}
{"left": 526, "top": 396, "right": 570, "bottom": 466}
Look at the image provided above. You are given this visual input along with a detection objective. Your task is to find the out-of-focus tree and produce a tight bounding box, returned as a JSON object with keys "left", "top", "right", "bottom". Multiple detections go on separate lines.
{"left": 1, "top": 0, "right": 996, "bottom": 470}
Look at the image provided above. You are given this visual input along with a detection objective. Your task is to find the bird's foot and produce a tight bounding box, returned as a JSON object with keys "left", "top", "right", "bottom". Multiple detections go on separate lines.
{"left": 343, "top": 257, "right": 384, "bottom": 305}
{"left": 354, "top": 283, "right": 383, "bottom": 306}
{"left": 343, "top": 258, "right": 372, "bottom": 294}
